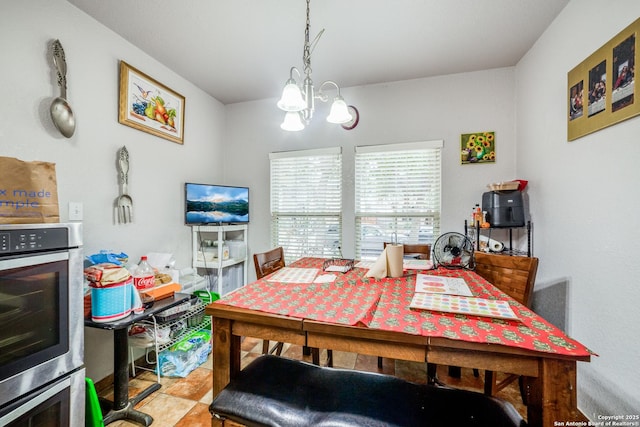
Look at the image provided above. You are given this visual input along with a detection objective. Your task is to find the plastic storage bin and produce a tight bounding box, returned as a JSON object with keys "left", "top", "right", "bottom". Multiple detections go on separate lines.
{"left": 179, "top": 268, "right": 207, "bottom": 294}
{"left": 155, "top": 295, "right": 198, "bottom": 323}
{"left": 225, "top": 240, "right": 247, "bottom": 259}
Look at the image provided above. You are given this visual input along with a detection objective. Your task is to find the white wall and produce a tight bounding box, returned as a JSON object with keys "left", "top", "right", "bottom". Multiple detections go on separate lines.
{"left": 226, "top": 68, "right": 520, "bottom": 282}
{"left": 515, "top": 0, "right": 640, "bottom": 418}
{"left": 6, "top": 1, "right": 634, "bottom": 417}
{"left": 0, "top": 0, "right": 225, "bottom": 381}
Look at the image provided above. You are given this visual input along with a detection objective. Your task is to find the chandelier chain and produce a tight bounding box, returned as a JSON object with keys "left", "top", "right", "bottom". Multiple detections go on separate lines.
{"left": 303, "top": 0, "right": 312, "bottom": 77}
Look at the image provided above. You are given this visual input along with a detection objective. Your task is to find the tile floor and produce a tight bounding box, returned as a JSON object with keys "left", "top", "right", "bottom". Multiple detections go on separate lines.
{"left": 96, "top": 337, "right": 527, "bottom": 426}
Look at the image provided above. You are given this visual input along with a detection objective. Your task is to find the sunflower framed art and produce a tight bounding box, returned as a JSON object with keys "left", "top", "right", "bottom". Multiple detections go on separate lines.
{"left": 461, "top": 131, "right": 495, "bottom": 164}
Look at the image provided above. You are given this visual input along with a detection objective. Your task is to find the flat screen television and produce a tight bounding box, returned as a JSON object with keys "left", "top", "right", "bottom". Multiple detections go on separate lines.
{"left": 185, "top": 183, "right": 249, "bottom": 225}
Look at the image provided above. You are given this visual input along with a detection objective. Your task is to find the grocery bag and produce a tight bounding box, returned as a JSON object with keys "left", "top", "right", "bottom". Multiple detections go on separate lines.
{"left": 0, "top": 156, "right": 59, "bottom": 224}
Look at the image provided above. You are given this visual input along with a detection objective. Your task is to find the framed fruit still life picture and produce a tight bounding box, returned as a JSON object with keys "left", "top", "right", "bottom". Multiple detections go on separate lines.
{"left": 461, "top": 131, "right": 495, "bottom": 164}
{"left": 118, "top": 61, "right": 185, "bottom": 144}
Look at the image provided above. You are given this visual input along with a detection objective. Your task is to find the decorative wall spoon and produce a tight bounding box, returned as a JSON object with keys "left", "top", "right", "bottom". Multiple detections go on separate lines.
{"left": 50, "top": 39, "right": 76, "bottom": 138}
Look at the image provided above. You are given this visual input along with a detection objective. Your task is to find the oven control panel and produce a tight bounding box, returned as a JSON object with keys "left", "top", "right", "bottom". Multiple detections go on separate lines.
{"left": 0, "top": 228, "right": 68, "bottom": 255}
{"left": 0, "top": 232, "right": 8, "bottom": 253}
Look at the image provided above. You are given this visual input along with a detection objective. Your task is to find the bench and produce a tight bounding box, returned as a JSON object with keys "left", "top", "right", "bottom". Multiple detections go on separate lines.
{"left": 209, "top": 355, "right": 527, "bottom": 427}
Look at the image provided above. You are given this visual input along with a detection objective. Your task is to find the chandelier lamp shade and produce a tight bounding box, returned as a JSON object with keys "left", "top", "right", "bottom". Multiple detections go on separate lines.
{"left": 277, "top": 0, "right": 353, "bottom": 131}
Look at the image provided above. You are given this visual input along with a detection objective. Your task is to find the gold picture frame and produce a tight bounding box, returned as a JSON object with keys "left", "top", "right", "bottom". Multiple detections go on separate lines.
{"left": 461, "top": 131, "right": 495, "bottom": 164}
{"left": 568, "top": 18, "right": 639, "bottom": 141}
{"left": 118, "top": 61, "right": 185, "bottom": 144}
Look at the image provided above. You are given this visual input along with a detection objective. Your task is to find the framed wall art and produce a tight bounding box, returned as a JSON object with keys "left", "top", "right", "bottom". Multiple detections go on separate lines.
{"left": 461, "top": 131, "right": 495, "bottom": 164}
{"left": 118, "top": 61, "right": 185, "bottom": 144}
{"left": 567, "top": 17, "right": 639, "bottom": 141}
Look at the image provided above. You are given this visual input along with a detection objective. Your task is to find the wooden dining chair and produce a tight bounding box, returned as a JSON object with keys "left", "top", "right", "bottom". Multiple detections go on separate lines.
{"left": 253, "top": 247, "right": 333, "bottom": 366}
{"left": 379, "top": 243, "right": 432, "bottom": 370}
{"left": 383, "top": 242, "right": 431, "bottom": 260}
{"left": 253, "top": 247, "right": 286, "bottom": 357}
{"left": 254, "top": 246, "right": 286, "bottom": 280}
{"left": 473, "top": 252, "right": 539, "bottom": 397}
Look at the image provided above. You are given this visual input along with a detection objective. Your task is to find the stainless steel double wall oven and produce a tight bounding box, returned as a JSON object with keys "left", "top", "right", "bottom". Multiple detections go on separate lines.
{"left": 0, "top": 223, "right": 85, "bottom": 426}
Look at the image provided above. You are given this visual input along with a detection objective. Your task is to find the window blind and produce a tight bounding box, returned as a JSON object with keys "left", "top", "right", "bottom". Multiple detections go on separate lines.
{"left": 270, "top": 147, "right": 342, "bottom": 261}
{"left": 354, "top": 141, "right": 442, "bottom": 259}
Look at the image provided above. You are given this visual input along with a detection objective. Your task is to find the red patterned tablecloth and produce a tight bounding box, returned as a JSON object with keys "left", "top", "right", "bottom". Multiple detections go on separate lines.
{"left": 214, "top": 257, "right": 593, "bottom": 358}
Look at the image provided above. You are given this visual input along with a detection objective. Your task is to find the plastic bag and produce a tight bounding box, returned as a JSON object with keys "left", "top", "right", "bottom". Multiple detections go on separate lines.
{"left": 86, "top": 250, "right": 129, "bottom": 266}
{"left": 158, "top": 330, "right": 211, "bottom": 377}
{"left": 128, "top": 323, "right": 171, "bottom": 346}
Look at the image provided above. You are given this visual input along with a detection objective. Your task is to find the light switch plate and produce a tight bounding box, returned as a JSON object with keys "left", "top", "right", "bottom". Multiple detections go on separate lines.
{"left": 69, "top": 202, "right": 83, "bottom": 221}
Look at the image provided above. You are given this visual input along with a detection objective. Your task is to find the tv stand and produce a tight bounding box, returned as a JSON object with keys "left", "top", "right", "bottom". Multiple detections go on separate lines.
{"left": 191, "top": 224, "right": 248, "bottom": 296}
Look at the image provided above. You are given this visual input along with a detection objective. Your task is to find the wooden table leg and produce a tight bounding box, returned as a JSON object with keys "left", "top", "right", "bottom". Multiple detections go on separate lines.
{"left": 212, "top": 317, "right": 242, "bottom": 399}
{"left": 527, "top": 358, "right": 578, "bottom": 427}
{"left": 212, "top": 318, "right": 232, "bottom": 398}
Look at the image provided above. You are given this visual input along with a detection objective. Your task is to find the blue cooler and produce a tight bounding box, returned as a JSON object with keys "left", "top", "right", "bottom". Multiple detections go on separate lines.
{"left": 90, "top": 277, "right": 133, "bottom": 322}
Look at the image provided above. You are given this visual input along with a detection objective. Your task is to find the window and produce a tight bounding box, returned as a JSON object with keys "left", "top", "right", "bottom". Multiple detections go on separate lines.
{"left": 270, "top": 147, "right": 342, "bottom": 262}
{"left": 355, "top": 141, "right": 442, "bottom": 260}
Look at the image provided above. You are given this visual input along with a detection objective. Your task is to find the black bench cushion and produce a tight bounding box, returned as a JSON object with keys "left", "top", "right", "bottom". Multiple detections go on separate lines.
{"left": 210, "top": 355, "right": 526, "bottom": 427}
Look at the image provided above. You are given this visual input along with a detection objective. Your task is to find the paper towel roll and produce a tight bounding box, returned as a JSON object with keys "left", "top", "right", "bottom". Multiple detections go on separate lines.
{"left": 386, "top": 244, "right": 404, "bottom": 278}
{"left": 479, "top": 235, "right": 504, "bottom": 252}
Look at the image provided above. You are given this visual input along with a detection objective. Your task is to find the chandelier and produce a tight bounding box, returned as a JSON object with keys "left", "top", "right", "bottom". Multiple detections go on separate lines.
{"left": 277, "top": 0, "right": 353, "bottom": 131}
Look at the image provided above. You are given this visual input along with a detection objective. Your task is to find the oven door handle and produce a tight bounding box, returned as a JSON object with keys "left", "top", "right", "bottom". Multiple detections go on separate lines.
{"left": 0, "top": 251, "right": 69, "bottom": 270}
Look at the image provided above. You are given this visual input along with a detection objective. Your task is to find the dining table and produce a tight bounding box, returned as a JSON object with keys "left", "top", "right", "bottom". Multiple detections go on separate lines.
{"left": 205, "top": 257, "right": 593, "bottom": 427}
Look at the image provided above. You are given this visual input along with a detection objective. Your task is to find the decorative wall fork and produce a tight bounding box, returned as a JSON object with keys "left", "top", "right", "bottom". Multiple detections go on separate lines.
{"left": 115, "top": 146, "right": 133, "bottom": 223}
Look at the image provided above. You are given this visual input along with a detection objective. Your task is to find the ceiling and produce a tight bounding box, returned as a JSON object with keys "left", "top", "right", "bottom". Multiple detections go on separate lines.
{"left": 67, "top": 0, "right": 569, "bottom": 105}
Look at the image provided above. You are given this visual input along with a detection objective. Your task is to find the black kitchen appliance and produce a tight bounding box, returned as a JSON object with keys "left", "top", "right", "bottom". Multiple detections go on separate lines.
{"left": 481, "top": 190, "right": 525, "bottom": 228}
